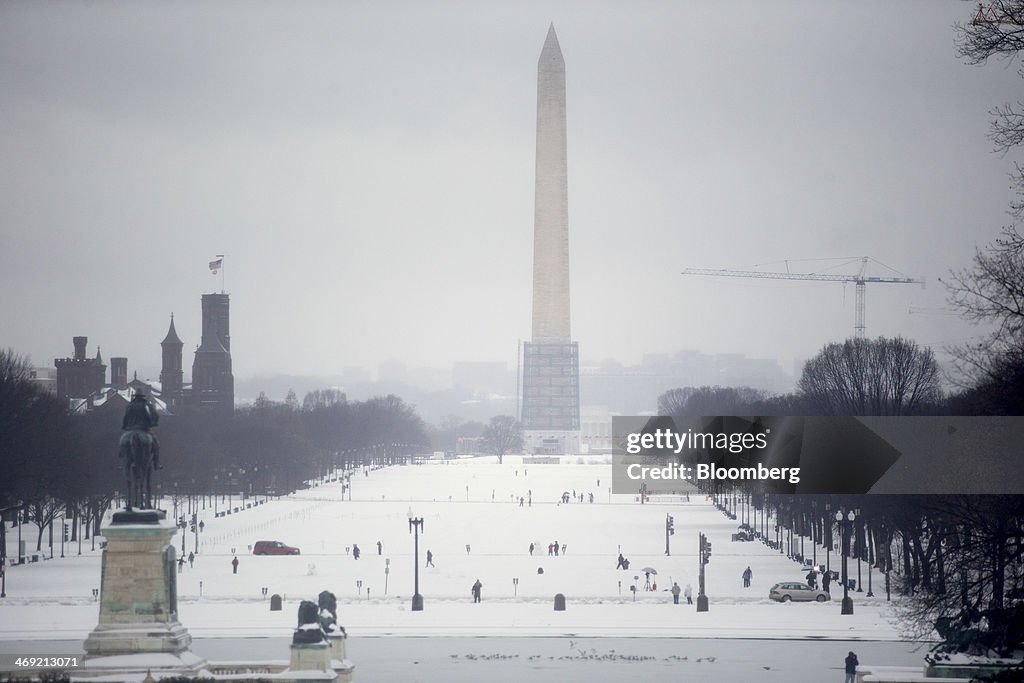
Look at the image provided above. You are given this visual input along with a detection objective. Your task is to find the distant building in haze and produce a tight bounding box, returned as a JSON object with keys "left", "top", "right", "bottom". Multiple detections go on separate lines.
{"left": 189, "top": 293, "right": 234, "bottom": 413}
{"left": 55, "top": 336, "right": 106, "bottom": 399}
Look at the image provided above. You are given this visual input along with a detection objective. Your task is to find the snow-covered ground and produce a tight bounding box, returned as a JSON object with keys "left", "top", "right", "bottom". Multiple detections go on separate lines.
{"left": 1, "top": 456, "right": 905, "bottom": 644}
{"left": 0, "top": 455, "right": 927, "bottom": 680}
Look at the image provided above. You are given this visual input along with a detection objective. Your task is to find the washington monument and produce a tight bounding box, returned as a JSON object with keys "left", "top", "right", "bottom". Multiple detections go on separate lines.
{"left": 521, "top": 24, "right": 581, "bottom": 453}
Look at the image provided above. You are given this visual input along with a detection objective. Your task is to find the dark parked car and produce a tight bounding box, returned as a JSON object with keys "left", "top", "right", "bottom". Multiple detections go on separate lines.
{"left": 769, "top": 582, "right": 830, "bottom": 603}
{"left": 253, "top": 540, "right": 300, "bottom": 556}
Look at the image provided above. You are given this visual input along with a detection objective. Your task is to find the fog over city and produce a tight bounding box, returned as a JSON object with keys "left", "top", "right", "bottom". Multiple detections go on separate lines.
{"left": 1, "top": 1, "right": 1016, "bottom": 392}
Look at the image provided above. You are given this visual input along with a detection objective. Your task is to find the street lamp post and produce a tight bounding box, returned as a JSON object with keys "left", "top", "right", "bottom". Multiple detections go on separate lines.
{"left": 855, "top": 511, "right": 863, "bottom": 592}
{"left": 825, "top": 503, "right": 831, "bottom": 574}
{"left": 836, "top": 509, "right": 855, "bottom": 615}
{"left": 408, "top": 514, "right": 424, "bottom": 611}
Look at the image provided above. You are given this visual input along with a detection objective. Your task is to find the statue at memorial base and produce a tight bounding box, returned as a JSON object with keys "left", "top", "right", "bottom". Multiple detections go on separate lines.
{"left": 118, "top": 390, "right": 161, "bottom": 511}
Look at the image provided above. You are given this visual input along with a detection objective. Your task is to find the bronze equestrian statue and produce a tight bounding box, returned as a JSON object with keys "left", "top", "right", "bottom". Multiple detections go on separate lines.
{"left": 119, "top": 390, "right": 161, "bottom": 510}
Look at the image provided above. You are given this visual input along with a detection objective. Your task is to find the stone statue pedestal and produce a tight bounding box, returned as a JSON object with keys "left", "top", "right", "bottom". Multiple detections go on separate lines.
{"left": 327, "top": 633, "right": 355, "bottom": 682}
{"left": 82, "top": 511, "right": 207, "bottom": 677}
{"left": 327, "top": 632, "right": 347, "bottom": 661}
{"left": 289, "top": 642, "right": 331, "bottom": 672}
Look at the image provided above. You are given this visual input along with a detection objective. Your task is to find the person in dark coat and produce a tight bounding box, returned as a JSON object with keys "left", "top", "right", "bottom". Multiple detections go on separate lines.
{"left": 742, "top": 566, "right": 752, "bottom": 588}
{"left": 616, "top": 553, "right": 626, "bottom": 569}
{"left": 671, "top": 582, "right": 681, "bottom": 604}
{"left": 188, "top": 551, "right": 195, "bottom": 568}
{"left": 806, "top": 569, "right": 817, "bottom": 589}
{"left": 352, "top": 544, "right": 360, "bottom": 560}
{"left": 823, "top": 571, "right": 832, "bottom": 593}
{"left": 472, "top": 579, "right": 482, "bottom": 603}
{"left": 529, "top": 543, "right": 535, "bottom": 556}
{"left": 844, "top": 651, "right": 859, "bottom": 683}
{"left": 377, "top": 540, "right": 382, "bottom": 555}
{"left": 231, "top": 556, "right": 239, "bottom": 574}
{"left": 425, "top": 549, "right": 434, "bottom": 567}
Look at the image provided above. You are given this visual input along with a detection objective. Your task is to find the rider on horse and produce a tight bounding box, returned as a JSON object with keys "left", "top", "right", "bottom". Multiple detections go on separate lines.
{"left": 122, "top": 390, "right": 161, "bottom": 470}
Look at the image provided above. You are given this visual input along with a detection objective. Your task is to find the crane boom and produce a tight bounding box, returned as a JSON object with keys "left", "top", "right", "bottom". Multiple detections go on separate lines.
{"left": 681, "top": 257, "right": 924, "bottom": 338}
{"left": 681, "top": 267, "right": 921, "bottom": 285}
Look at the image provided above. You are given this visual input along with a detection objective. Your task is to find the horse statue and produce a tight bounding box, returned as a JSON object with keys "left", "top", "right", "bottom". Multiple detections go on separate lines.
{"left": 118, "top": 391, "right": 161, "bottom": 511}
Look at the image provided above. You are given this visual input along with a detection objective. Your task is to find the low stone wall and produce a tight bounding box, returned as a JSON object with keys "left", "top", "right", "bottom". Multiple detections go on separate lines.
{"left": 855, "top": 664, "right": 972, "bottom": 682}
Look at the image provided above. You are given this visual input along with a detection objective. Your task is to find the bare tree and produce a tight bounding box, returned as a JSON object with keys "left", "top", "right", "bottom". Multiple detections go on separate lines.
{"left": 481, "top": 415, "right": 522, "bottom": 465}
{"left": 797, "top": 337, "right": 941, "bottom": 415}
{"left": 957, "top": 2, "right": 1024, "bottom": 157}
{"left": 656, "top": 386, "right": 771, "bottom": 417}
{"left": 949, "top": 4, "right": 1024, "bottom": 405}
{"left": 656, "top": 388, "right": 695, "bottom": 416}
{"left": 943, "top": 227, "right": 1024, "bottom": 385}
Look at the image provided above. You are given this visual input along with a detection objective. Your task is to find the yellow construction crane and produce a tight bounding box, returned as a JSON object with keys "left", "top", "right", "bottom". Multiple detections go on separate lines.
{"left": 682, "top": 256, "right": 925, "bottom": 338}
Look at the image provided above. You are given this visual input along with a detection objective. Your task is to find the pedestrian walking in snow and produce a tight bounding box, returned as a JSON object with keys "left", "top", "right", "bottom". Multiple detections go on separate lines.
{"left": 844, "top": 651, "right": 859, "bottom": 683}
{"left": 520, "top": 497, "right": 524, "bottom": 507}
{"left": 823, "top": 571, "right": 832, "bottom": 593}
{"left": 353, "top": 544, "right": 360, "bottom": 560}
{"left": 671, "top": 582, "right": 681, "bottom": 604}
{"left": 548, "top": 544, "right": 554, "bottom": 556}
{"left": 742, "top": 566, "right": 752, "bottom": 588}
{"left": 188, "top": 551, "right": 195, "bottom": 568}
{"left": 425, "top": 549, "right": 434, "bottom": 567}
{"left": 616, "top": 553, "right": 626, "bottom": 569}
{"left": 684, "top": 583, "right": 693, "bottom": 604}
{"left": 472, "top": 579, "right": 482, "bottom": 603}
{"left": 231, "top": 556, "right": 239, "bottom": 574}
{"left": 466, "top": 544, "right": 471, "bottom": 555}
{"left": 806, "top": 569, "right": 817, "bottom": 588}
{"left": 529, "top": 543, "right": 535, "bottom": 556}
{"left": 553, "top": 540, "right": 559, "bottom": 556}
{"left": 377, "top": 540, "right": 382, "bottom": 555}
{"left": 561, "top": 543, "right": 566, "bottom": 555}
{"left": 178, "top": 556, "right": 185, "bottom": 573}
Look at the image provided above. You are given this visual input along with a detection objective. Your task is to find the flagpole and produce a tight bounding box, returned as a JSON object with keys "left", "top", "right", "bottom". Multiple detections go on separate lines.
{"left": 216, "top": 254, "right": 225, "bottom": 294}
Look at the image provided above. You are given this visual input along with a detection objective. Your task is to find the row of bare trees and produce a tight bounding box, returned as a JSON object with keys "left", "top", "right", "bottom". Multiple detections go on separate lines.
{"left": 0, "top": 348, "right": 430, "bottom": 562}
{"left": 707, "top": 489, "right": 1024, "bottom": 657}
{"left": 658, "top": 337, "right": 943, "bottom": 417}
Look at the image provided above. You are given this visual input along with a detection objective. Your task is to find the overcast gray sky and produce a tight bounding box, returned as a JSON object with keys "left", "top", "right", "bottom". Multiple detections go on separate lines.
{"left": 1, "top": 0, "right": 1017, "bottom": 382}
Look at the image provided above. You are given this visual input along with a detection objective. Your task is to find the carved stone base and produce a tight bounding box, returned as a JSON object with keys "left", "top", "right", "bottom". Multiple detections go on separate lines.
{"left": 84, "top": 513, "right": 204, "bottom": 671}
{"left": 83, "top": 621, "right": 193, "bottom": 658}
{"left": 327, "top": 633, "right": 347, "bottom": 661}
{"left": 290, "top": 642, "right": 331, "bottom": 672}
{"left": 76, "top": 649, "right": 209, "bottom": 679}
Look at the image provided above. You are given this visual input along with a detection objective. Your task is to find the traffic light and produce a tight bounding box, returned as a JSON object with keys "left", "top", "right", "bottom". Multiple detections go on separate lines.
{"left": 667, "top": 515, "right": 675, "bottom": 535}
{"left": 704, "top": 538, "right": 712, "bottom": 564}
{"left": 63, "top": 523, "right": 69, "bottom": 542}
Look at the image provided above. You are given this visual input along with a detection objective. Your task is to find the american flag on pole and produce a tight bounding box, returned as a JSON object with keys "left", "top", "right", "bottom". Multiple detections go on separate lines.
{"left": 209, "top": 258, "right": 223, "bottom": 274}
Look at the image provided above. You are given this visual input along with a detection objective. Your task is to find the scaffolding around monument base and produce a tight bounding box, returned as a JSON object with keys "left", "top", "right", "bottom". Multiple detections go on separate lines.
{"left": 521, "top": 341, "right": 580, "bottom": 453}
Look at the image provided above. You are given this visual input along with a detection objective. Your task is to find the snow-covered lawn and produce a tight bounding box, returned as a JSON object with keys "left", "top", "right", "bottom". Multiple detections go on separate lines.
{"left": 1, "top": 456, "right": 904, "bottom": 642}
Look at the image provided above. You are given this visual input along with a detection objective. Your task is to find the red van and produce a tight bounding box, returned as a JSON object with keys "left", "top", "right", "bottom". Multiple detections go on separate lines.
{"left": 252, "top": 540, "right": 300, "bottom": 555}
